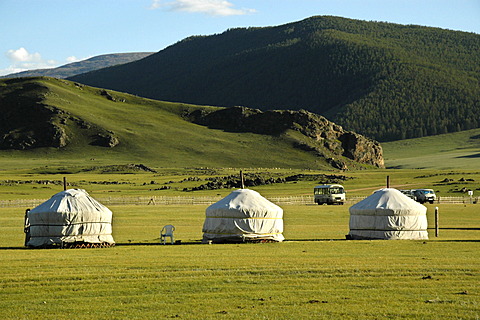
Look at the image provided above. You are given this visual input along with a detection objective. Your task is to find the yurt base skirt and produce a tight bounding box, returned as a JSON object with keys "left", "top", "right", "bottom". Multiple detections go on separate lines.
{"left": 27, "top": 241, "right": 115, "bottom": 249}
{"left": 347, "top": 230, "right": 429, "bottom": 240}
{"left": 202, "top": 234, "right": 284, "bottom": 243}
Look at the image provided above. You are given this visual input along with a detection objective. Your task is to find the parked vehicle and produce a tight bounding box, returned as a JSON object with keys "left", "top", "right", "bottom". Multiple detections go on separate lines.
{"left": 314, "top": 184, "right": 345, "bottom": 205}
{"left": 413, "top": 189, "right": 437, "bottom": 204}
{"left": 399, "top": 189, "right": 417, "bottom": 201}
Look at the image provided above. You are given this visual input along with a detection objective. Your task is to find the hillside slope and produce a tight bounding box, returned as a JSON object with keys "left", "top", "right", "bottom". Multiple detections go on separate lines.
{"left": 2, "top": 52, "right": 153, "bottom": 79}
{"left": 0, "top": 77, "right": 383, "bottom": 169}
{"left": 382, "top": 128, "right": 480, "bottom": 169}
{"left": 69, "top": 16, "right": 480, "bottom": 142}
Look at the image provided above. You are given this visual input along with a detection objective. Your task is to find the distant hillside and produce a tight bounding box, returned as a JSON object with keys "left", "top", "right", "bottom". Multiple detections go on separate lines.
{"left": 69, "top": 16, "right": 480, "bottom": 142}
{"left": 382, "top": 128, "right": 480, "bottom": 169}
{"left": 0, "top": 77, "right": 383, "bottom": 169}
{"left": 2, "top": 52, "right": 153, "bottom": 79}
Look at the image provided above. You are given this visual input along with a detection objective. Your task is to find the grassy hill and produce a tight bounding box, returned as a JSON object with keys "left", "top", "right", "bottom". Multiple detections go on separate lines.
{"left": 0, "top": 77, "right": 382, "bottom": 170}
{"left": 382, "top": 128, "right": 480, "bottom": 169}
{"left": 69, "top": 16, "right": 480, "bottom": 142}
{"left": 1, "top": 52, "right": 153, "bottom": 79}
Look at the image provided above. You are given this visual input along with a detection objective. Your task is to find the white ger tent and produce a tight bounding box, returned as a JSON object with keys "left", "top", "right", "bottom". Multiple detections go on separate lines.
{"left": 26, "top": 189, "right": 115, "bottom": 247}
{"left": 348, "top": 188, "right": 428, "bottom": 240}
{"left": 202, "top": 189, "right": 284, "bottom": 242}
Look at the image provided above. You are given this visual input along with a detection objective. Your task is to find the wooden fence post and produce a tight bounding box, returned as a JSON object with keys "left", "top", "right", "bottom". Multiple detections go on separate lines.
{"left": 435, "top": 206, "right": 439, "bottom": 237}
{"left": 240, "top": 170, "right": 245, "bottom": 189}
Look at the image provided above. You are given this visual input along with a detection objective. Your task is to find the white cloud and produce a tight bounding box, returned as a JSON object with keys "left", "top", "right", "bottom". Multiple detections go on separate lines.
{"left": 2, "top": 47, "right": 58, "bottom": 75}
{"left": 66, "top": 56, "right": 80, "bottom": 63}
{"left": 150, "top": 0, "right": 256, "bottom": 16}
{"left": 6, "top": 47, "right": 42, "bottom": 63}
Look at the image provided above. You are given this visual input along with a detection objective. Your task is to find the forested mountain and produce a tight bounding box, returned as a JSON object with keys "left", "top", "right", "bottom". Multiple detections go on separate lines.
{"left": 2, "top": 52, "right": 153, "bottom": 79}
{"left": 69, "top": 16, "right": 480, "bottom": 142}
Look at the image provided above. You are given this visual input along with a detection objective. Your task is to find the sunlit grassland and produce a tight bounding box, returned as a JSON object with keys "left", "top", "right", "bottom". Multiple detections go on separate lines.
{"left": 0, "top": 204, "right": 478, "bottom": 319}
{"left": 0, "top": 76, "right": 479, "bottom": 319}
{"left": 382, "top": 128, "right": 480, "bottom": 170}
{"left": 1, "top": 167, "right": 479, "bottom": 201}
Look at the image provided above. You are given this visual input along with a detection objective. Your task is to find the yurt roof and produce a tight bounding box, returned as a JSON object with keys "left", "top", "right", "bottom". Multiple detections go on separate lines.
{"left": 350, "top": 188, "right": 426, "bottom": 212}
{"left": 206, "top": 189, "right": 283, "bottom": 217}
{"left": 29, "top": 188, "right": 111, "bottom": 214}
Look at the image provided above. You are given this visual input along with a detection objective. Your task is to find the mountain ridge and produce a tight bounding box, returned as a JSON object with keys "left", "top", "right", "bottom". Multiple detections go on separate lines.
{"left": 2, "top": 52, "right": 154, "bottom": 79}
{"left": 69, "top": 16, "right": 480, "bottom": 142}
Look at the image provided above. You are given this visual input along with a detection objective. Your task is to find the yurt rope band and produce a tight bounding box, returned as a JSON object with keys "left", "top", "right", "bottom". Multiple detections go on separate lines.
{"left": 29, "top": 233, "right": 110, "bottom": 238}
{"left": 29, "top": 222, "right": 111, "bottom": 227}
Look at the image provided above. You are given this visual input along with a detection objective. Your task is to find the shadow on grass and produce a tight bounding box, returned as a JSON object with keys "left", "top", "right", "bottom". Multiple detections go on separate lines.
{"left": 456, "top": 153, "right": 480, "bottom": 158}
{"left": 2, "top": 232, "right": 480, "bottom": 250}
{"left": 117, "top": 241, "right": 202, "bottom": 246}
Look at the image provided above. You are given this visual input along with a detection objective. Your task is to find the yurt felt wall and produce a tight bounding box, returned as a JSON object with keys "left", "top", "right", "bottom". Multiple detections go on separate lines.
{"left": 26, "top": 189, "right": 115, "bottom": 247}
{"left": 202, "top": 189, "right": 284, "bottom": 242}
{"left": 348, "top": 188, "right": 428, "bottom": 240}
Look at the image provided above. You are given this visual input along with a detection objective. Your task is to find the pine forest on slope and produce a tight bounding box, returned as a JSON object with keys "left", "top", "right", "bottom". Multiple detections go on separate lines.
{"left": 69, "top": 16, "right": 480, "bottom": 142}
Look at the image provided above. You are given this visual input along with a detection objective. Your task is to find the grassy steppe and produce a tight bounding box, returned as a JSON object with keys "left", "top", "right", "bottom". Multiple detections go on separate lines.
{"left": 0, "top": 151, "right": 478, "bottom": 320}
{"left": 1, "top": 75, "right": 479, "bottom": 319}
{"left": 0, "top": 204, "right": 478, "bottom": 320}
{"left": 382, "top": 128, "right": 480, "bottom": 169}
{"left": 1, "top": 167, "right": 479, "bottom": 201}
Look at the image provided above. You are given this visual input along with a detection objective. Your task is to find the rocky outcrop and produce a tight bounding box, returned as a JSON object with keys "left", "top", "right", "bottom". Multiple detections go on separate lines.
{"left": 0, "top": 79, "right": 119, "bottom": 150}
{"left": 339, "top": 132, "right": 384, "bottom": 168}
{"left": 189, "top": 106, "right": 384, "bottom": 168}
{"left": 0, "top": 97, "right": 70, "bottom": 149}
{"left": 90, "top": 131, "right": 119, "bottom": 148}
{"left": 0, "top": 102, "right": 120, "bottom": 150}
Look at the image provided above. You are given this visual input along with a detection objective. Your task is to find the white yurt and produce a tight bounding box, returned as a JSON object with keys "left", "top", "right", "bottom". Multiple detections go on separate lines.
{"left": 348, "top": 188, "right": 428, "bottom": 240}
{"left": 202, "top": 189, "right": 284, "bottom": 242}
{"left": 26, "top": 189, "right": 115, "bottom": 248}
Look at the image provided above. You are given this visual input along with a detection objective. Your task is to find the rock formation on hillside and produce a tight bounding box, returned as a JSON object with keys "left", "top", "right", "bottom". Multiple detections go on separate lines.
{"left": 188, "top": 106, "right": 384, "bottom": 168}
{"left": 0, "top": 100, "right": 120, "bottom": 150}
{"left": 0, "top": 80, "right": 119, "bottom": 150}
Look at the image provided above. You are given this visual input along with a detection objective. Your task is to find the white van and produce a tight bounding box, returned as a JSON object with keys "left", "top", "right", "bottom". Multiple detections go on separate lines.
{"left": 413, "top": 189, "right": 437, "bottom": 204}
{"left": 314, "top": 184, "right": 346, "bottom": 205}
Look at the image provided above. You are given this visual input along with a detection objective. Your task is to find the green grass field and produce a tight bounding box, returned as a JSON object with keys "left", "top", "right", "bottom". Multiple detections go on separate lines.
{"left": 0, "top": 155, "right": 479, "bottom": 320}
{"left": 382, "top": 128, "right": 480, "bottom": 170}
{"left": 0, "top": 203, "right": 478, "bottom": 319}
{"left": 1, "top": 166, "right": 478, "bottom": 201}
{"left": 1, "top": 77, "right": 480, "bottom": 319}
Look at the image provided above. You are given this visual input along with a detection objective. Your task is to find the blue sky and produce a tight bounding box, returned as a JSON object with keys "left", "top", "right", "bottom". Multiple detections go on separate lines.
{"left": 1, "top": 0, "right": 479, "bottom": 76}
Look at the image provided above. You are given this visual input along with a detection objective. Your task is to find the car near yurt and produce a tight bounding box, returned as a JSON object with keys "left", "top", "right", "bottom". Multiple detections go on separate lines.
{"left": 202, "top": 189, "right": 284, "bottom": 243}
{"left": 413, "top": 188, "right": 437, "bottom": 204}
{"left": 24, "top": 189, "right": 115, "bottom": 248}
{"left": 347, "top": 188, "right": 428, "bottom": 240}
